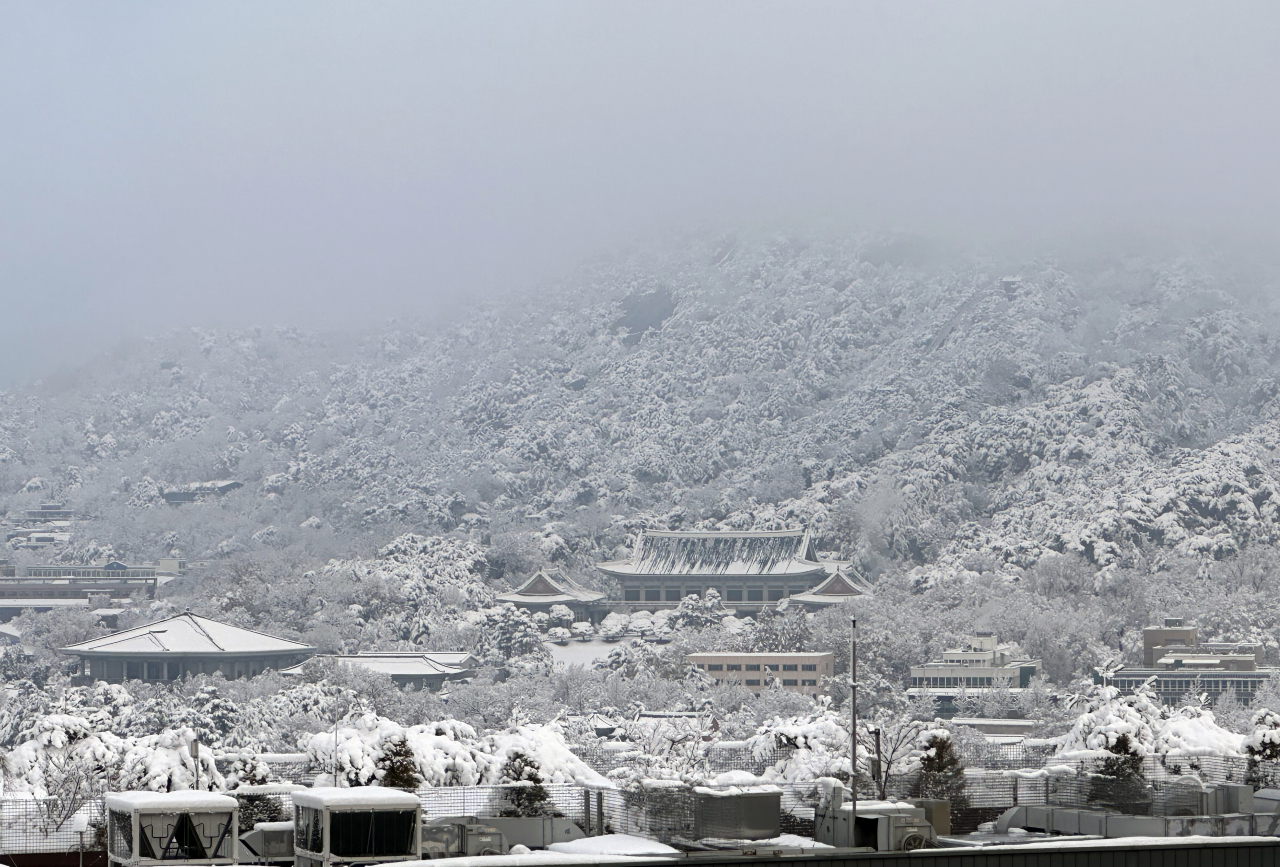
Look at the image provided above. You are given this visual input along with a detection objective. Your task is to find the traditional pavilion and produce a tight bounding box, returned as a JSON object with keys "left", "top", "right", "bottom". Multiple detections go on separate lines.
{"left": 280, "top": 651, "right": 478, "bottom": 691}
{"left": 596, "top": 528, "right": 840, "bottom": 612}
{"left": 61, "top": 612, "right": 314, "bottom": 683}
{"left": 495, "top": 568, "right": 608, "bottom": 623}
{"left": 786, "top": 568, "right": 872, "bottom": 609}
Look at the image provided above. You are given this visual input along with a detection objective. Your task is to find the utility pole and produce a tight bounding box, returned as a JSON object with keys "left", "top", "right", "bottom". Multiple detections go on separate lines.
{"left": 849, "top": 617, "right": 857, "bottom": 830}
{"left": 192, "top": 735, "right": 201, "bottom": 791}
{"left": 873, "top": 728, "right": 883, "bottom": 799}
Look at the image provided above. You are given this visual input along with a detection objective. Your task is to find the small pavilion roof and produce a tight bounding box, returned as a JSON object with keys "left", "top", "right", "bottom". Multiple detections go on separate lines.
{"left": 787, "top": 568, "right": 872, "bottom": 605}
{"left": 60, "top": 612, "right": 314, "bottom": 656}
{"left": 597, "top": 529, "right": 826, "bottom": 578}
{"left": 496, "top": 569, "right": 606, "bottom": 605}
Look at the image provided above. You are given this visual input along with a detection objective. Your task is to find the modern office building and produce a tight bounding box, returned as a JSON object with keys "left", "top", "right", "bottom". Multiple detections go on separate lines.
{"left": 1095, "top": 618, "right": 1274, "bottom": 705}
{"left": 1, "top": 560, "right": 159, "bottom": 600}
{"left": 906, "top": 632, "right": 1043, "bottom": 717}
{"left": 686, "top": 651, "right": 834, "bottom": 697}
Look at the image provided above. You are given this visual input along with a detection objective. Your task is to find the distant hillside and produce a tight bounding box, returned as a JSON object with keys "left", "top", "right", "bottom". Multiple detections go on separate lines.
{"left": 3, "top": 233, "right": 1280, "bottom": 589}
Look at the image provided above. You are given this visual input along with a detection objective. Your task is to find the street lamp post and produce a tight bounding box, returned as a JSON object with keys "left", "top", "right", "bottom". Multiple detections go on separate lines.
{"left": 850, "top": 617, "right": 857, "bottom": 829}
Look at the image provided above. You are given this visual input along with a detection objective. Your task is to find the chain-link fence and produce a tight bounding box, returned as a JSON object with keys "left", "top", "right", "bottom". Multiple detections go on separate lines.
{"left": 7, "top": 752, "right": 1280, "bottom": 855}
{"left": 568, "top": 742, "right": 795, "bottom": 777}
{"left": 952, "top": 739, "right": 1057, "bottom": 770}
{"left": 0, "top": 795, "right": 105, "bottom": 855}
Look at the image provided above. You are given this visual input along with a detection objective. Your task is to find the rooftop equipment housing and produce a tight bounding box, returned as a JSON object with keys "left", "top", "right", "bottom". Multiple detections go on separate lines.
{"left": 106, "top": 791, "right": 239, "bottom": 867}
{"left": 292, "top": 787, "right": 422, "bottom": 867}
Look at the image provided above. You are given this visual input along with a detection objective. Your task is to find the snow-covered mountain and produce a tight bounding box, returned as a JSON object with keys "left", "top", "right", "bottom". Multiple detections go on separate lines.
{"left": 3, "top": 233, "right": 1279, "bottom": 588}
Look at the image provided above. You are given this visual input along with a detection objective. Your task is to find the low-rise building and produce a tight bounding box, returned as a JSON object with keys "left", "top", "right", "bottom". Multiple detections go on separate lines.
{"left": 280, "top": 651, "right": 478, "bottom": 691}
{"left": 907, "top": 632, "right": 1042, "bottom": 717}
{"left": 61, "top": 612, "right": 314, "bottom": 683}
{"left": 686, "top": 651, "right": 834, "bottom": 697}
{"left": 1095, "top": 618, "right": 1275, "bottom": 705}
{"left": 161, "top": 480, "right": 243, "bottom": 505}
{"left": 1, "top": 560, "right": 159, "bottom": 600}
{"left": 23, "top": 503, "right": 75, "bottom": 523}
{"left": 598, "top": 529, "right": 847, "bottom": 613}
{"left": 495, "top": 569, "right": 608, "bottom": 624}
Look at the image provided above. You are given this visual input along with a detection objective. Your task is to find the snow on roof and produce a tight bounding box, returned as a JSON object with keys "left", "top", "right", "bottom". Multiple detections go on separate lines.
{"left": 253, "top": 821, "right": 295, "bottom": 832}
{"left": 598, "top": 529, "right": 825, "bottom": 577}
{"left": 105, "top": 791, "right": 238, "bottom": 812}
{"left": 394, "top": 854, "right": 671, "bottom": 867}
{"left": 292, "top": 787, "right": 422, "bottom": 809}
{"left": 497, "top": 570, "right": 606, "bottom": 605}
{"left": 60, "top": 613, "right": 314, "bottom": 656}
{"left": 548, "top": 834, "right": 680, "bottom": 856}
{"left": 279, "top": 652, "right": 474, "bottom": 678}
{"left": 230, "top": 784, "right": 306, "bottom": 795}
{"left": 788, "top": 568, "right": 872, "bottom": 603}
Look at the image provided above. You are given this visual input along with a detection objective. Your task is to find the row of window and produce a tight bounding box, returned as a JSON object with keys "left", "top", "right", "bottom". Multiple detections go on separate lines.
{"left": 699, "top": 663, "right": 818, "bottom": 672}
{"left": 0, "top": 590, "right": 133, "bottom": 598}
{"left": 713, "top": 678, "right": 821, "bottom": 688}
{"left": 623, "top": 585, "right": 812, "bottom": 603}
{"left": 910, "top": 676, "right": 1008, "bottom": 687}
{"left": 1113, "top": 678, "right": 1264, "bottom": 692}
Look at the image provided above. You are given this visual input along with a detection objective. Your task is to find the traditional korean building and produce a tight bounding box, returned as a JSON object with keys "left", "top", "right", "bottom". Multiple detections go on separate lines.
{"left": 786, "top": 568, "right": 872, "bottom": 609}
{"left": 596, "top": 528, "right": 839, "bottom": 612}
{"left": 280, "top": 651, "right": 478, "bottom": 691}
{"left": 494, "top": 569, "right": 608, "bottom": 623}
{"left": 61, "top": 612, "right": 314, "bottom": 683}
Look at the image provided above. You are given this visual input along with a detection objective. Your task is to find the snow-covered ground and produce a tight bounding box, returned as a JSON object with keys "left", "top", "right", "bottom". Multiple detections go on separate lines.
{"left": 545, "top": 640, "right": 614, "bottom": 668}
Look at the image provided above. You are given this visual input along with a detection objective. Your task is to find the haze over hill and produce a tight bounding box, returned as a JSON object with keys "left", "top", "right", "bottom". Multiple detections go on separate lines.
{"left": 5, "top": 233, "right": 1280, "bottom": 597}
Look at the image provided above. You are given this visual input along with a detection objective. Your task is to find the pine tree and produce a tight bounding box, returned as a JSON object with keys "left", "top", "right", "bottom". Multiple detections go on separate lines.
{"left": 377, "top": 735, "right": 422, "bottom": 790}
{"left": 911, "top": 733, "right": 969, "bottom": 807}
{"left": 498, "top": 753, "right": 559, "bottom": 817}
{"left": 1087, "top": 733, "right": 1148, "bottom": 810}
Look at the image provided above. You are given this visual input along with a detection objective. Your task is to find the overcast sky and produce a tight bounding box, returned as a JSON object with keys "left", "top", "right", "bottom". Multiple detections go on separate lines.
{"left": 2, "top": 2, "right": 1278, "bottom": 386}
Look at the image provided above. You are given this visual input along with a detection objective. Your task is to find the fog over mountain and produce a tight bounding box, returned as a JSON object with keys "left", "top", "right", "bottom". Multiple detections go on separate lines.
{"left": 3, "top": 3, "right": 1279, "bottom": 385}
{"left": 6, "top": 2, "right": 1280, "bottom": 829}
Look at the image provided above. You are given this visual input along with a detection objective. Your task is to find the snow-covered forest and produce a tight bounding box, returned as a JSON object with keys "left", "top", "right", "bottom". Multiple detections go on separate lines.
{"left": 6, "top": 233, "right": 1280, "bottom": 792}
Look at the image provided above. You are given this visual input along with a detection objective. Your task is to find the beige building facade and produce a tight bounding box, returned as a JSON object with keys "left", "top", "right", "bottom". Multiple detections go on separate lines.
{"left": 686, "top": 651, "right": 834, "bottom": 697}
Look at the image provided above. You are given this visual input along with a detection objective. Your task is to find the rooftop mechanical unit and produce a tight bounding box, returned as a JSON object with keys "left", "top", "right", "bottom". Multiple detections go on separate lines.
{"left": 292, "top": 787, "right": 421, "bottom": 867}
{"left": 106, "top": 791, "right": 239, "bottom": 867}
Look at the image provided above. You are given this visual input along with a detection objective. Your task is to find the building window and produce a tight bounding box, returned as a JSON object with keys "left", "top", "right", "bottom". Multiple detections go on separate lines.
{"left": 644, "top": 588, "right": 661, "bottom": 602}
{"left": 768, "top": 587, "right": 785, "bottom": 601}
{"left": 765, "top": 664, "right": 778, "bottom": 671}
{"left": 802, "top": 679, "right": 818, "bottom": 687}
{"left": 727, "top": 664, "right": 742, "bottom": 671}
{"left": 726, "top": 588, "right": 743, "bottom": 602}
{"left": 802, "top": 664, "right": 817, "bottom": 671}
{"left": 782, "top": 679, "right": 798, "bottom": 687}
{"left": 665, "top": 588, "right": 681, "bottom": 601}
{"left": 696, "top": 664, "right": 705, "bottom": 669}
{"left": 747, "top": 588, "right": 764, "bottom": 602}
{"left": 745, "top": 679, "right": 761, "bottom": 687}
{"left": 145, "top": 661, "right": 163, "bottom": 681}
{"left": 707, "top": 664, "right": 723, "bottom": 671}
{"left": 782, "top": 664, "right": 798, "bottom": 671}
{"left": 746, "top": 664, "right": 761, "bottom": 671}
{"left": 167, "top": 662, "right": 180, "bottom": 680}
{"left": 624, "top": 588, "right": 640, "bottom": 602}
{"left": 789, "top": 586, "right": 806, "bottom": 596}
